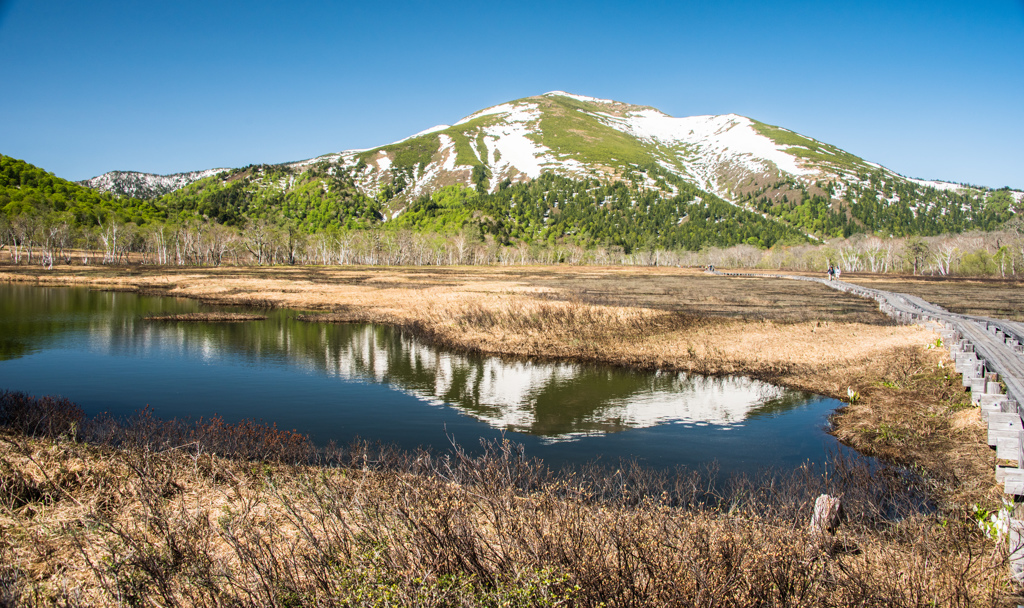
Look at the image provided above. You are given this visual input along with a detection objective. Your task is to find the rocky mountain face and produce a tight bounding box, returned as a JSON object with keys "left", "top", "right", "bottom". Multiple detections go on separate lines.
{"left": 79, "top": 168, "right": 228, "bottom": 199}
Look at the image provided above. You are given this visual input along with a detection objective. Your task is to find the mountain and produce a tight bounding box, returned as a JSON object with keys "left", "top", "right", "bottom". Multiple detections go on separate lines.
{"left": 322, "top": 90, "right": 918, "bottom": 210}
{"left": 0, "top": 155, "right": 161, "bottom": 225}
{"left": 79, "top": 168, "right": 229, "bottom": 199}
{"left": 314, "top": 90, "right": 1020, "bottom": 221}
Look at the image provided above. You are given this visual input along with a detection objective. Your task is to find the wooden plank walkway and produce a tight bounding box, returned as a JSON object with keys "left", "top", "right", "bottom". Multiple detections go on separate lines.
{"left": 714, "top": 269, "right": 1024, "bottom": 578}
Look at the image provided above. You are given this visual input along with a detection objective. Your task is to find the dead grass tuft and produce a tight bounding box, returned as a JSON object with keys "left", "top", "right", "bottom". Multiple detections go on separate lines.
{"left": 419, "top": 295, "right": 696, "bottom": 344}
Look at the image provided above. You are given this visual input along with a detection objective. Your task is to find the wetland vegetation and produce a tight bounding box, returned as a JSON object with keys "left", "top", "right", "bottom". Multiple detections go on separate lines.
{"left": 0, "top": 264, "right": 1018, "bottom": 605}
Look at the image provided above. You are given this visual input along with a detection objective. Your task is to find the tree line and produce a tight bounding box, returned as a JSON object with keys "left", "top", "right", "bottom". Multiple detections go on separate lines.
{"left": 1, "top": 154, "right": 1022, "bottom": 276}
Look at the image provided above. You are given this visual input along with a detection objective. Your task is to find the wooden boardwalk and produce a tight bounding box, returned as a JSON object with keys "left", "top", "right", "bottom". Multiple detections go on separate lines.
{"left": 715, "top": 270, "right": 1024, "bottom": 577}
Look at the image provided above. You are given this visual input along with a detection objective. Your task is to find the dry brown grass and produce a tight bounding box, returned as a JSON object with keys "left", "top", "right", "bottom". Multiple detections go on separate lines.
{"left": 0, "top": 428, "right": 1016, "bottom": 607}
{"left": 0, "top": 264, "right": 888, "bottom": 322}
{"left": 1, "top": 257, "right": 1020, "bottom": 605}
{"left": 840, "top": 273, "right": 1024, "bottom": 320}
{"left": 830, "top": 345, "right": 1000, "bottom": 506}
{"left": 407, "top": 292, "right": 925, "bottom": 383}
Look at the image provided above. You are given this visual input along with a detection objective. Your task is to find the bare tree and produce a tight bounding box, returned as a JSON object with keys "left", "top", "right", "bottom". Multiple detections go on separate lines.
{"left": 1004, "top": 217, "right": 1024, "bottom": 278}
{"left": 837, "top": 244, "right": 861, "bottom": 272}
{"left": 451, "top": 232, "right": 467, "bottom": 265}
{"left": 77, "top": 226, "right": 96, "bottom": 265}
{"left": 243, "top": 219, "right": 274, "bottom": 265}
{"left": 9, "top": 215, "right": 37, "bottom": 265}
{"left": 0, "top": 214, "right": 8, "bottom": 263}
{"left": 98, "top": 217, "right": 119, "bottom": 264}
{"left": 147, "top": 223, "right": 172, "bottom": 265}
{"left": 336, "top": 232, "right": 354, "bottom": 265}
{"left": 38, "top": 214, "right": 71, "bottom": 269}
{"left": 310, "top": 232, "right": 333, "bottom": 266}
{"left": 114, "top": 223, "right": 139, "bottom": 264}
{"left": 932, "top": 238, "right": 962, "bottom": 276}
{"left": 204, "top": 221, "right": 235, "bottom": 266}
{"left": 859, "top": 237, "right": 886, "bottom": 273}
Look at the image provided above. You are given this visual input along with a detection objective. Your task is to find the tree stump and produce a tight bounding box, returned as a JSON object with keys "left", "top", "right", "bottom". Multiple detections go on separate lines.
{"left": 810, "top": 494, "right": 843, "bottom": 538}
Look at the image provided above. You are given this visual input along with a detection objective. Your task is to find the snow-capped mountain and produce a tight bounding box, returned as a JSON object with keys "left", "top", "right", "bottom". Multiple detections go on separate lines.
{"left": 79, "top": 168, "right": 229, "bottom": 199}
{"left": 290, "top": 91, "right": 992, "bottom": 212}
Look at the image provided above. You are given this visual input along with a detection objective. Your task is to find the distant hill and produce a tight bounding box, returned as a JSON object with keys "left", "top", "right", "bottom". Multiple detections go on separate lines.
{"left": 79, "top": 168, "right": 228, "bottom": 199}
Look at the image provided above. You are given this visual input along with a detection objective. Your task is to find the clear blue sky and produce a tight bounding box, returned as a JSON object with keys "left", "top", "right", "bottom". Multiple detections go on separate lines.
{"left": 1, "top": 0, "right": 1021, "bottom": 188}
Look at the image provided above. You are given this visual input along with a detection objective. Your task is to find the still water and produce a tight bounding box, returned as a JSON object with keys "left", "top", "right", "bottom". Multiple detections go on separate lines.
{"left": 0, "top": 283, "right": 854, "bottom": 472}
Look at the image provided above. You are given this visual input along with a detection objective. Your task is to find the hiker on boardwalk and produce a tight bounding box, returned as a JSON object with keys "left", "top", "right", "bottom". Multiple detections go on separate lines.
{"left": 827, "top": 264, "right": 835, "bottom": 281}
{"left": 835, "top": 266, "right": 842, "bottom": 280}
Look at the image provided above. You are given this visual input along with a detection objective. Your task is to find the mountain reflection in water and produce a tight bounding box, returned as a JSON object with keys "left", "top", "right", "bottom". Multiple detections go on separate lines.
{"left": 321, "top": 331, "right": 811, "bottom": 441}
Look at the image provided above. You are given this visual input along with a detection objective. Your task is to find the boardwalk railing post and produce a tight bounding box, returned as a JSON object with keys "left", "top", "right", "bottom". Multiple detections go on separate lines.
{"left": 1011, "top": 520, "right": 1024, "bottom": 582}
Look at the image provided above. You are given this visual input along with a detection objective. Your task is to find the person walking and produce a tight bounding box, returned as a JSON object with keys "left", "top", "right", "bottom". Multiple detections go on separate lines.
{"left": 828, "top": 264, "right": 835, "bottom": 281}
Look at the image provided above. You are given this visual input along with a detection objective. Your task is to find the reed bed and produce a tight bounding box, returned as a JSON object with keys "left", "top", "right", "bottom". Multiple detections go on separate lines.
{"left": 404, "top": 292, "right": 934, "bottom": 385}
{"left": 144, "top": 312, "right": 269, "bottom": 322}
{"left": 831, "top": 345, "right": 999, "bottom": 505}
{"left": 0, "top": 391, "right": 1016, "bottom": 607}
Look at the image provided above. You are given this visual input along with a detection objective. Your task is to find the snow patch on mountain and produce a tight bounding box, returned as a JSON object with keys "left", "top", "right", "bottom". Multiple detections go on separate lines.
{"left": 481, "top": 103, "right": 549, "bottom": 181}
{"left": 902, "top": 177, "right": 965, "bottom": 192}
{"left": 606, "top": 109, "right": 813, "bottom": 177}
{"left": 439, "top": 135, "right": 459, "bottom": 172}
{"left": 544, "top": 91, "right": 617, "bottom": 105}
{"left": 81, "top": 168, "right": 229, "bottom": 199}
{"left": 388, "top": 124, "right": 450, "bottom": 146}
{"left": 468, "top": 138, "right": 483, "bottom": 163}
{"left": 404, "top": 134, "right": 459, "bottom": 198}
{"left": 458, "top": 100, "right": 603, "bottom": 190}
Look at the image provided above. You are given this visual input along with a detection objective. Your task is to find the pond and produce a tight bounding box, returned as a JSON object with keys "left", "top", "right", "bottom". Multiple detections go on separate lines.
{"left": 0, "top": 283, "right": 856, "bottom": 472}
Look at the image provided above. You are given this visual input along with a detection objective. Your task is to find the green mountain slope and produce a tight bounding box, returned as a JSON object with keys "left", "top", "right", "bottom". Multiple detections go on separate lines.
{"left": 1, "top": 155, "right": 157, "bottom": 226}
